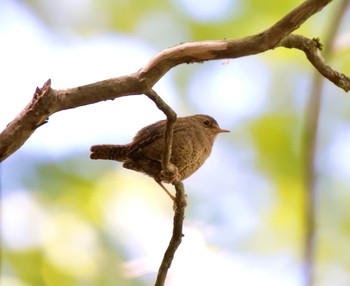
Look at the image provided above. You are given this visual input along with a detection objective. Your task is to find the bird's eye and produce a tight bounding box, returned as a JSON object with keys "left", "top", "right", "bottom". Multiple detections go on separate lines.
{"left": 203, "top": 119, "right": 210, "bottom": 126}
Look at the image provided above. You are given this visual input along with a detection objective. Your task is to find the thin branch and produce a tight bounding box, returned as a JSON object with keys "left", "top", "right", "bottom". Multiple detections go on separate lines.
{"left": 277, "top": 34, "right": 350, "bottom": 91}
{"left": 145, "top": 90, "right": 177, "bottom": 181}
{"left": 0, "top": 0, "right": 341, "bottom": 162}
{"left": 155, "top": 181, "right": 186, "bottom": 286}
{"left": 144, "top": 90, "right": 186, "bottom": 285}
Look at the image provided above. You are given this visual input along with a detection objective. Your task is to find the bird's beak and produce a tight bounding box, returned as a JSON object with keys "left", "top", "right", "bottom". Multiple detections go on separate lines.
{"left": 215, "top": 127, "right": 230, "bottom": 134}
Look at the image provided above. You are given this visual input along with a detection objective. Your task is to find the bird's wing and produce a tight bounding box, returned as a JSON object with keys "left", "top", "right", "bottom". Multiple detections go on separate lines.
{"left": 129, "top": 119, "right": 187, "bottom": 153}
{"left": 130, "top": 120, "right": 166, "bottom": 150}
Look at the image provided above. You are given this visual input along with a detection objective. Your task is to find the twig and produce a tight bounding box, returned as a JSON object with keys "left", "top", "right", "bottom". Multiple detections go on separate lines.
{"left": 277, "top": 34, "right": 350, "bottom": 92}
{"left": 155, "top": 181, "right": 186, "bottom": 286}
{"left": 0, "top": 0, "right": 343, "bottom": 162}
{"left": 145, "top": 90, "right": 177, "bottom": 179}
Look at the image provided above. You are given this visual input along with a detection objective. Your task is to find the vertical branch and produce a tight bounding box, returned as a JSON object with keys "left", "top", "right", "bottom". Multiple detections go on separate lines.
{"left": 302, "top": 1, "right": 350, "bottom": 286}
{"left": 145, "top": 90, "right": 177, "bottom": 173}
{"left": 155, "top": 181, "right": 186, "bottom": 286}
{"left": 145, "top": 90, "right": 187, "bottom": 286}
{"left": 303, "top": 70, "right": 321, "bottom": 286}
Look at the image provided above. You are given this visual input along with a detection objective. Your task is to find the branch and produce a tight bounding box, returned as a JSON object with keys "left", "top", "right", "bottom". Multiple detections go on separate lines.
{"left": 144, "top": 90, "right": 186, "bottom": 286}
{"left": 155, "top": 181, "right": 186, "bottom": 286}
{"left": 145, "top": 90, "right": 178, "bottom": 181}
{"left": 277, "top": 34, "right": 350, "bottom": 91}
{"left": 0, "top": 0, "right": 340, "bottom": 162}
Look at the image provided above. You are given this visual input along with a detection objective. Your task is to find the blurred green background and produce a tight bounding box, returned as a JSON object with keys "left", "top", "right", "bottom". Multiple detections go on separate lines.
{"left": 1, "top": 0, "right": 350, "bottom": 285}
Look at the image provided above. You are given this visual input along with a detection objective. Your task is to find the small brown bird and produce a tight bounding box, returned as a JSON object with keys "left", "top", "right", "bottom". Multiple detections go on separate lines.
{"left": 90, "top": 114, "right": 229, "bottom": 200}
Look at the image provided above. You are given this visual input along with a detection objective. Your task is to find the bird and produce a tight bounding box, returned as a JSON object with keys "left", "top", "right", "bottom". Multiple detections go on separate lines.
{"left": 90, "top": 114, "right": 229, "bottom": 200}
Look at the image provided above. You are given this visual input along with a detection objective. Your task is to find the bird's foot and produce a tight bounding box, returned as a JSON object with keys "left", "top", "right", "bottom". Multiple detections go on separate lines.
{"left": 156, "top": 181, "right": 175, "bottom": 201}
{"left": 155, "top": 179, "right": 187, "bottom": 211}
{"left": 160, "top": 163, "right": 180, "bottom": 183}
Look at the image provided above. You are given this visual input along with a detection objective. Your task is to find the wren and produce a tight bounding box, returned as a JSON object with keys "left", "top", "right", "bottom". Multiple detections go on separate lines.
{"left": 90, "top": 114, "right": 229, "bottom": 200}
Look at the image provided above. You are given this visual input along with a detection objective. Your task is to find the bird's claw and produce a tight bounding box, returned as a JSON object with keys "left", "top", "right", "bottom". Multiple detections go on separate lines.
{"left": 160, "top": 163, "right": 180, "bottom": 183}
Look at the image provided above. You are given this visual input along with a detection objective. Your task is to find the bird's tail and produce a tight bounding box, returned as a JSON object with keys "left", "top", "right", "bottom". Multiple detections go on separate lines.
{"left": 90, "top": 144, "right": 129, "bottom": 161}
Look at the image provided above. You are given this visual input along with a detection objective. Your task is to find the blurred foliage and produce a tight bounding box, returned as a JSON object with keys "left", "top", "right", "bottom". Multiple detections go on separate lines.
{"left": 2, "top": 0, "right": 350, "bottom": 285}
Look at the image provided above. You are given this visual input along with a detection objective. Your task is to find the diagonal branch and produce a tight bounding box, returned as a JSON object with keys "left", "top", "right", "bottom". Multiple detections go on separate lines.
{"left": 277, "top": 34, "right": 350, "bottom": 91}
{"left": 0, "top": 0, "right": 344, "bottom": 163}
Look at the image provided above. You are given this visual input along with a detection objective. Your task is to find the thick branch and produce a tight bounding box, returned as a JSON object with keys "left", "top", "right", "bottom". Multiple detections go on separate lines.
{"left": 140, "top": 0, "right": 334, "bottom": 84}
{"left": 0, "top": 0, "right": 342, "bottom": 162}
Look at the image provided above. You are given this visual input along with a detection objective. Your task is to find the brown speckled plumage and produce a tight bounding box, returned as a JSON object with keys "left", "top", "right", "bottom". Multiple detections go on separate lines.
{"left": 90, "top": 114, "right": 229, "bottom": 199}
